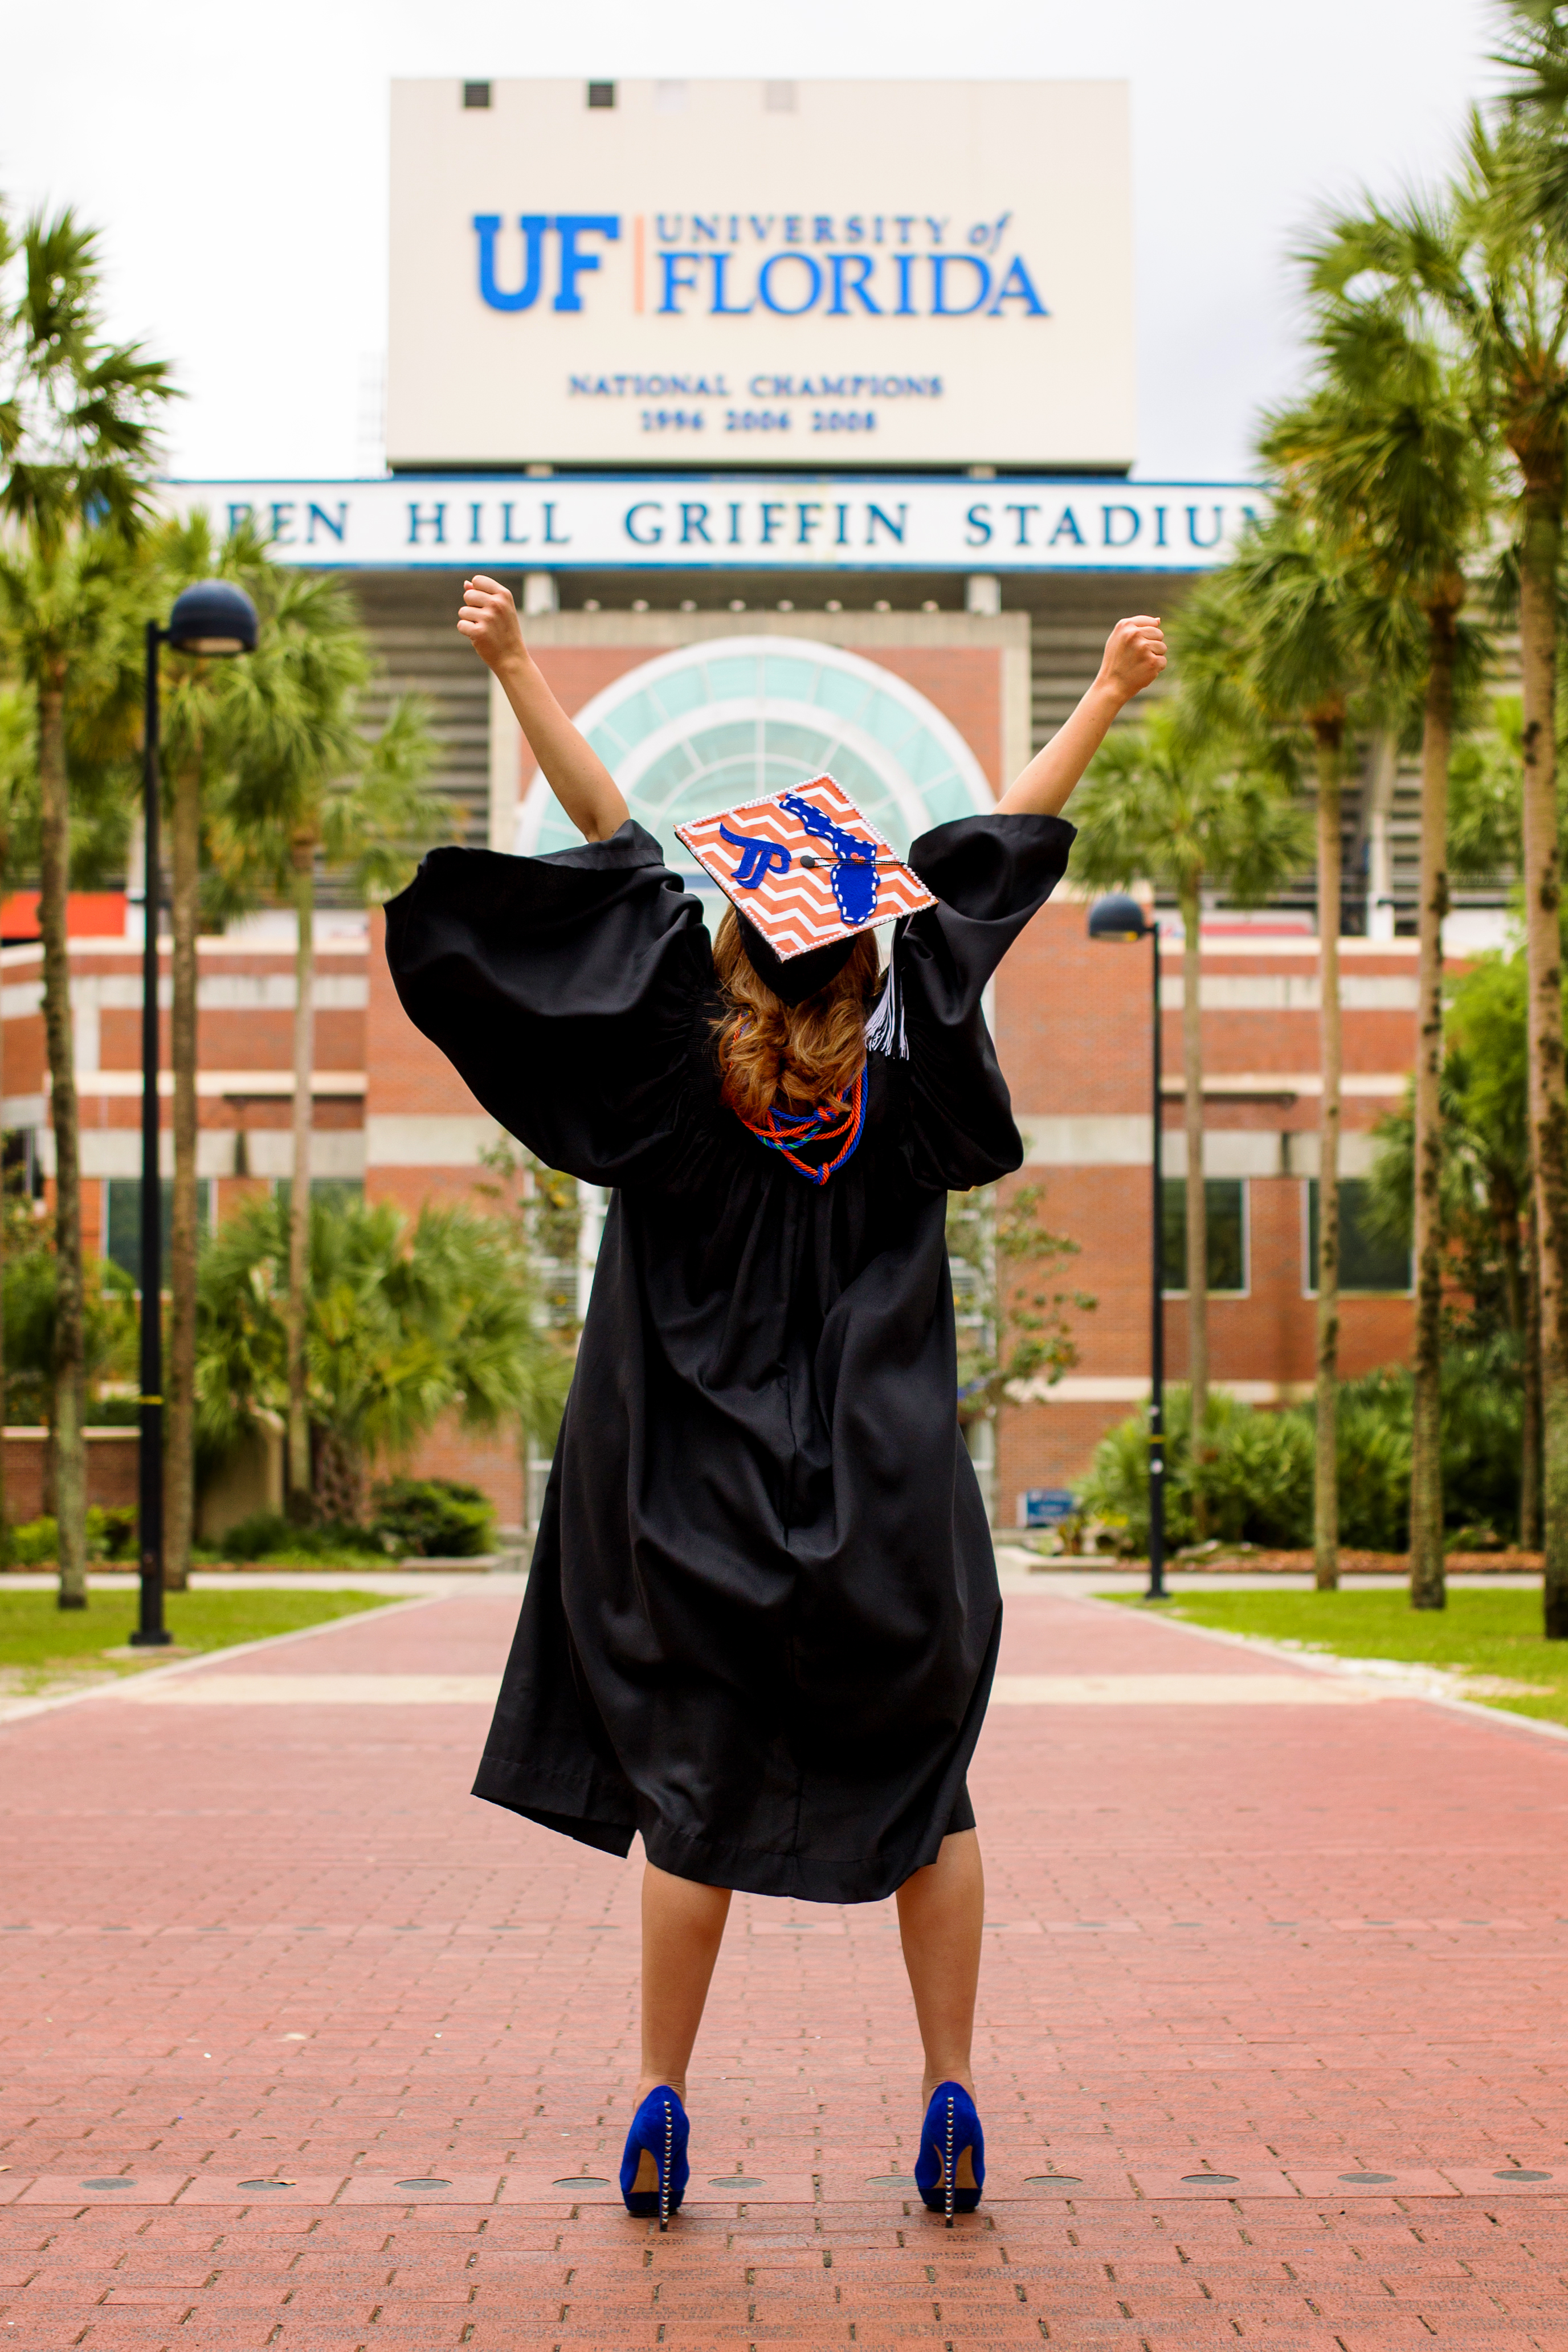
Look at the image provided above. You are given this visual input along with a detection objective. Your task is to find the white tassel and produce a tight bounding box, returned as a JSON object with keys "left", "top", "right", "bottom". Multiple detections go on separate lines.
{"left": 865, "top": 957, "right": 907, "bottom": 1060}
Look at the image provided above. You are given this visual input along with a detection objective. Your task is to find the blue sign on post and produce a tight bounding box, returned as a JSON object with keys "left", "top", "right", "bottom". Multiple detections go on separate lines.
{"left": 1020, "top": 1488, "right": 1075, "bottom": 1529}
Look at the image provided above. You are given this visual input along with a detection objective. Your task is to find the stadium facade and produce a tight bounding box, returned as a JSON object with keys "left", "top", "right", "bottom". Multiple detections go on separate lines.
{"left": 17, "top": 78, "right": 1467, "bottom": 1530}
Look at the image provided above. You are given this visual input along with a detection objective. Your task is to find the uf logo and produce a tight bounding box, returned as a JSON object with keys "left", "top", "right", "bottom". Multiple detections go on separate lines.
{"left": 473, "top": 215, "right": 621, "bottom": 313}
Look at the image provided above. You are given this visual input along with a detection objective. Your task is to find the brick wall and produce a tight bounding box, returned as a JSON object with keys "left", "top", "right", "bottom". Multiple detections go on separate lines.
{"left": 2, "top": 1430, "right": 138, "bottom": 1524}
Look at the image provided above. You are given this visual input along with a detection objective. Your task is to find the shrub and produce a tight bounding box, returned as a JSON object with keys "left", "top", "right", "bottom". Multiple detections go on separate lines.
{"left": 1439, "top": 1336, "right": 1524, "bottom": 1541}
{"left": 1075, "top": 1342, "right": 1529, "bottom": 1557}
{"left": 370, "top": 1476, "right": 496, "bottom": 1559}
{"left": 1336, "top": 1374, "right": 1412, "bottom": 1551}
{"left": 10, "top": 1516, "right": 59, "bottom": 1565}
{"left": 1197, "top": 1403, "right": 1314, "bottom": 1547}
{"left": 215, "top": 1510, "right": 292, "bottom": 1560}
{"left": 206, "top": 1510, "right": 385, "bottom": 1562}
{"left": 5, "top": 1508, "right": 137, "bottom": 1565}
{"left": 1076, "top": 1386, "right": 1312, "bottom": 1555}
{"left": 89, "top": 1505, "right": 137, "bottom": 1561}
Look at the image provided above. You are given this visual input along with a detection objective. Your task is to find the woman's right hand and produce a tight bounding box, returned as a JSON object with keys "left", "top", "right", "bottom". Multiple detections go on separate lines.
{"left": 458, "top": 574, "right": 527, "bottom": 675}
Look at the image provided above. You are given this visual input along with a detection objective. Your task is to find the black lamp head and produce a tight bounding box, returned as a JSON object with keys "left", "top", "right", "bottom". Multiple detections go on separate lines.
{"left": 167, "top": 579, "right": 259, "bottom": 657}
{"left": 1087, "top": 891, "right": 1150, "bottom": 943}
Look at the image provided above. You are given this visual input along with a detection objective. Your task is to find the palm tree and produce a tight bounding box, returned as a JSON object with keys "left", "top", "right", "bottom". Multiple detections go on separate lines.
{"left": 1365, "top": 949, "right": 1541, "bottom": 1546}
{"left": 193, "top": 1190, "right": 551, "bottom": 1523}
{"left": 1308, "top": 89, "right": 1568, "bottom": 1632}
{"left": 1448, "top": 695, "right": 1547, "bottom": 1540}
{"left": 142, "top": 513, "right": 276, "bottom": 1590}
{"left": 0, "top": 206, "right": 174, "bottom": 1607}
{"left": 0, "top": 688, "right": 37, "bottom": 1552}
{"left": 3, "top": 1238, "right": 138, "bottom": 1475}
{"left": 1259, "top": 294, "right": 1494, "bottom": 1614}
{"left": 1178, "top": 513, "right": 1379, "bottom": 1589}
{"left": 1071, "top": 705, "right": 1311, "bottom": 1443}
{"left": 210, "top": 567, "right": 441, "bottom": 1518}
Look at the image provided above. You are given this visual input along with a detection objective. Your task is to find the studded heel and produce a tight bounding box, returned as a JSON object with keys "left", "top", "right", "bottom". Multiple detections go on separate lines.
{"left": 913, "top": 2081, "right": 985, "bottom": 2224}
{"left": 619, "top": 2085, "right": 691, "bottom": 2228}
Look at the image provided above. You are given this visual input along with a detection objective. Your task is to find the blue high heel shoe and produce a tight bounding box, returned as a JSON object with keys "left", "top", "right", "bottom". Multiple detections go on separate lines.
{"left": 619, "top": 2085, "right": 690, "bottom": 2229}
{"left": 914, "top": 2081, "right": 985, "bottom": 2224}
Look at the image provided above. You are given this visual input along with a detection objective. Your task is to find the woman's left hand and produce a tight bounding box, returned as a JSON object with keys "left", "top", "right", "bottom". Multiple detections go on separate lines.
{"left": 1097, "top": 615, "right": 1167, "bottom": 706}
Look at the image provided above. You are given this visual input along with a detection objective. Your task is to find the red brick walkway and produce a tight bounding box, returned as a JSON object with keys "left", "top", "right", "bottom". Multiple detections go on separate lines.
{"left": 3, "top": 1583, "right": 1567, "bottom": 2348}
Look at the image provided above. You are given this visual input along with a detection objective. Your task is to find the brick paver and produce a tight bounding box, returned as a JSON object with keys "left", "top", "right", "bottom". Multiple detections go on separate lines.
{"left": 2, "top": 1582, "right": 1567, "bottom": 2346}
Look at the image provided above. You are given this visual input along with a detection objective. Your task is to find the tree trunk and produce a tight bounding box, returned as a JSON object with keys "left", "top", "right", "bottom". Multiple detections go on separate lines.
{"left": 1313, "top": 725, "right": 1343, "bottom": 1592}
{"left": 1410, "top": 601, "right": 1457, "bottom": 1611}
{"left": 312, "top": 1426, "right": 365, "bottom": 1531}
{"left": 164, "top": 750, "right": 200, "bottom": 1591}
{"left": 1517, "top": 470, "right": 1568, "bottom": 1635}
{"left": 1525, "top": 1187, "right": 1545, "bottom": 1550}
{"left": 285, "top": 842, "right": 315, "bottom": 1518}
{"left": 37, "top": 677, "right": 87, "bottom": 1609}
{"left": 1180, "top": 881, "right": 1210, "bottom": 1526}
{"left": 1496, "top": 1172, "right": 1523, "bottom": 1344}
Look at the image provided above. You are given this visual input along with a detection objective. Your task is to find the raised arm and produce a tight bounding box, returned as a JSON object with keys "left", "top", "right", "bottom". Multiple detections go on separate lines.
{"left": 997, "top": 615, "right": 1167, "bottom": 817}
{"left": 458, "top": 574, "right": 631, "bottom": 843}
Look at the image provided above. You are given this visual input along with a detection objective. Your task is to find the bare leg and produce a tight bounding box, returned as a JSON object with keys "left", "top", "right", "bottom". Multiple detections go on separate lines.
{"left": 636, "top": 1860, "right": 733, "bottom": 2104}
{"left": 895, "top": 1829, "right": 984, "bottom": 2105}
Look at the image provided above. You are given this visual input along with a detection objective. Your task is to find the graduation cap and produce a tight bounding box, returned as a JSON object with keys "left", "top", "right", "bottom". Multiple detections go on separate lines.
{"left": 676, "top": 774, "right": 935, "bottom": 1005}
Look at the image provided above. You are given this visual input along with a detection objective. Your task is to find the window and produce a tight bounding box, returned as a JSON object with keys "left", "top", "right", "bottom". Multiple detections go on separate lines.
{"left": 517, "top": 636, "right": 995, "bottom": 865}
{"left": 1162, "top": 1178, "right": 1247, "bottom": 1296}
{"left": 103, "top": 1179, "right": 212, "bottom": 1283}
{"left": 274, "top": 1178, "right": 365, "bottom": 1218}
{"left": 586, "top": 80, "right": 616, "bottom": 108}
{"left": 462, "top": 81, "right": 492, "bottom": 109}
{"left": 1305, "top": 1178, "right": 1411, "bottom": 1294}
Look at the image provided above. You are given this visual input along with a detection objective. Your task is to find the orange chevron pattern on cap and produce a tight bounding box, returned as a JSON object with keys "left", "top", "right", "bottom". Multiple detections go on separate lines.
{"left": 676, "top": 774, "right": 935, "bottom": 961}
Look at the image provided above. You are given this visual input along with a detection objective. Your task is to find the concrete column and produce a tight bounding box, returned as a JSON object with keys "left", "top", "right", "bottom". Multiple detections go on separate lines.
{"left": 1365, "top": 732, "right": 1398, "bottom": 941}
{"left": 965, "top": 574, "right": 1001, "bottom": 616}
{"left": 522, "top": 572, "right": 560, "bottom": 617}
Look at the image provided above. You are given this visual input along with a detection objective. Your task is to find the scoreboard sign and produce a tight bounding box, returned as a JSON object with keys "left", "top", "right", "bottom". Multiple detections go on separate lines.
{"left": 387, "top": 78, "right": 1136, "bottom": 473}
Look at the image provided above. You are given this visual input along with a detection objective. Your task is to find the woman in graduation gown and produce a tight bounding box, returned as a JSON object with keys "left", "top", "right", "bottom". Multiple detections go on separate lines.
{"left": 386, "top": 579, "right": 1166, "bottom": 2226}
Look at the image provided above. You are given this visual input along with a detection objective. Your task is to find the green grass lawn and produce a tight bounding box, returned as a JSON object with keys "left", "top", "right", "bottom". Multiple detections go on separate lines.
{"left": 0, "top": 1587, "right": 399, "bottom": 1685}
{"left": 1115, "top": 1587, "right": 1568, "bottom": 1728}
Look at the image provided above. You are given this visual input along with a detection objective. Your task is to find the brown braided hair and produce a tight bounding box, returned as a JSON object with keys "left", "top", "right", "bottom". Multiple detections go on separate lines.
{"left": 711, "top": 904, "right": 879, "bottom": 1128}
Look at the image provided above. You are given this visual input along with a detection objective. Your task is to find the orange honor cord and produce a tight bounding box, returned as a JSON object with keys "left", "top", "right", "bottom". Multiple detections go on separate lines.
{"left": 735, "top": 1062, "right": 868, "bottom": 1186}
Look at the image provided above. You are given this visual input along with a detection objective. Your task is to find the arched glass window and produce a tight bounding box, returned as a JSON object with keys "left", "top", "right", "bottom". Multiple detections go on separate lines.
{"left": 516, "top": 635, "right": 995, "bottom": 867}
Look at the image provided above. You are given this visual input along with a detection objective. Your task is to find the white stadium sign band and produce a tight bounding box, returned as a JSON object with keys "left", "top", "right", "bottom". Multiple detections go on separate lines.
{"left": 160, "top": 477, "right": 1262, "bottom": 571}
{"left": 387, "top": 78, "right": 1137, "bottom": 471}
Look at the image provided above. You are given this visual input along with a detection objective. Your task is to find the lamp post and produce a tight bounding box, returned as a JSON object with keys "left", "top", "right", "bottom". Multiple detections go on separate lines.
{"left": 129, "top": 581, "right": 258, "bottom": 1649}
{"left": 1088, "top": 892, "right": 1169, "bottom": 1603}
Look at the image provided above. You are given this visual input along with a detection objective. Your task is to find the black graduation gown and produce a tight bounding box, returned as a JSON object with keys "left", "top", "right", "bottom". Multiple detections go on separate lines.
{"left": 384, "top": 809, "right": 1075, "bottom": 1904}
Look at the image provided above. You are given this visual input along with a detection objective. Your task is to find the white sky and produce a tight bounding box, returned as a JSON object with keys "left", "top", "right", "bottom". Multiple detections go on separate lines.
{"left": 1, "top": 0, "right": 1501, "bottom": 484}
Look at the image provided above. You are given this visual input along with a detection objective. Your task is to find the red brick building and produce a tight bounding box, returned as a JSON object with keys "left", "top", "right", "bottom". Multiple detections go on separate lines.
{"left": 994, "top": 906, "right": 1421, "bottom": 1521}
